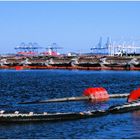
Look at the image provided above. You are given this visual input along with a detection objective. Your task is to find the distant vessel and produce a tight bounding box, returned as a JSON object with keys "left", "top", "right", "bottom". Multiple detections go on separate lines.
{"left": 1, "top": 52, "right": 140, "bottom": 70}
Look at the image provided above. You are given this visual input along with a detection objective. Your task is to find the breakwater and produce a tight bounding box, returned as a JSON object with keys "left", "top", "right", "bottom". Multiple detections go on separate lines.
{"left": 1, "top": 55, "right": 140, "bottom": 70}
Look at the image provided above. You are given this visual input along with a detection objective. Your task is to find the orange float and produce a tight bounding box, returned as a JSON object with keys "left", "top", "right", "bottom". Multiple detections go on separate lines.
{"left": 83, "top": 87, "right": 109, "bottom": 101}
{"left": 127, "top": 88, "right": 140, "bottom": 102}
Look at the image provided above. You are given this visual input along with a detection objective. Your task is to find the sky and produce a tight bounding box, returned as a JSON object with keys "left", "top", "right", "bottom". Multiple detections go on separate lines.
{"left": 0, "top": 1, "right": 140, "bottom": 54}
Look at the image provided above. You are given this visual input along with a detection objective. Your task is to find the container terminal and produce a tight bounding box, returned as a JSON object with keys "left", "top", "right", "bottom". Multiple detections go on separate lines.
{"left": 1, "top": 37, "right": 140, "bottom": 71}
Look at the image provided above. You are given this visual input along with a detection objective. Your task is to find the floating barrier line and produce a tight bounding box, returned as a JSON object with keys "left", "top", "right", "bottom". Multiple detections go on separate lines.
{"left": 19, "top": 93, "right": 129, "bottom": 104}
{"left": 1, "top": 99, "right": 140, "bottom": 122}
{"left": 109, "top": 93, "right": 129, "bottom": 98}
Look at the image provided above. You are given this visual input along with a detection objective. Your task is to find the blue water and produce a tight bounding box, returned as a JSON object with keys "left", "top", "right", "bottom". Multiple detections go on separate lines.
{"left": 0, "top": 70, "right": 140, "bottom": 139}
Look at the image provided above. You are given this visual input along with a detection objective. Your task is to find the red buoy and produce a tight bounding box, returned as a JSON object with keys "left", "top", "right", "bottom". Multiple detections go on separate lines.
{"left": 83, "top": 87, "right": 109, "bottom": 101}
{"left": 128, "top": 88, "right": 140, "bottom": 102}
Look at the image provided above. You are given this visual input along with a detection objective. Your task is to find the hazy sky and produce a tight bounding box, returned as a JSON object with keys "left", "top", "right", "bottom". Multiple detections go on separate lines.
{"left": 0, "top": 1, "right": 140, "bottom": 54}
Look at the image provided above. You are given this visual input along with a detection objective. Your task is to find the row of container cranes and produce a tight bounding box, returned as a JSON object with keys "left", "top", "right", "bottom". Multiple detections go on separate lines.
{"left": 15, "top": 42, "right": 62, "bottom": 56}
{"left": 14, "top": 38, "right": 140, "bottom": 57}
{"left": 91, "top": 37, "right": 140, "bottom": 56}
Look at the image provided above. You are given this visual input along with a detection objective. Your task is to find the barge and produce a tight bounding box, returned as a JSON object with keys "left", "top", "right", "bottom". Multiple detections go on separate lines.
{"left": 1, "top": 55, "right": 140, "bottom": 70}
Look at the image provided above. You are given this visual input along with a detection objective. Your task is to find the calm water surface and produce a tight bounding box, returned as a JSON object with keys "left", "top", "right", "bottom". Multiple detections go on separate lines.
{"left": 0, "top": 70, "right": 140, "bottom": 138}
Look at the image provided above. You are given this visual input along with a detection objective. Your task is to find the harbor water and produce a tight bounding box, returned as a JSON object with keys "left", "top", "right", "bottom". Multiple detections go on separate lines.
{"left": 0, "top": 70, "right": 140, "bottom": 138}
